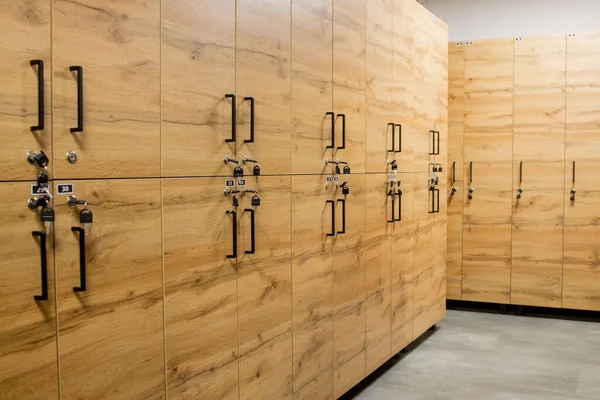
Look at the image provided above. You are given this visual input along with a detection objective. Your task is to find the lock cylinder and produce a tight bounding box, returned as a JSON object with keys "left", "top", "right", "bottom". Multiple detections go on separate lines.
{"left": 468, "top": 187, "right": 474, "bottom": 200}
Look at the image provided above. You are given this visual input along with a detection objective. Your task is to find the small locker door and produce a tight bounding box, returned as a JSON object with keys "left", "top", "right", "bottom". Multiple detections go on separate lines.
{"left": 52, "top": 0, "right": 161, "bottom": 179}
{"left": 54, "top": 179, "right": 165, "bottom": 399}
{"left": 237, "top": 176, "right": 293, "bottom": 400}
{"left": 291, "top": 175, "right": 334, "bottom": 400}
{"left": 0, "top": 182, "right": 58, "bottom": 399}
{"left": 163, "top": 177, "right": 238, "bottom": 399}
{"left": 161, "top": 0, "right": 236, "bottom": 177}
{"left": 0, "top": 1, "right": 51, "bottom": 180}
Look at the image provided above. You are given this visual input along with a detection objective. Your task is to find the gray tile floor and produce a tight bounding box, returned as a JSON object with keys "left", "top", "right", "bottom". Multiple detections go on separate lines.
{"left": 350, "top": 310, "right": 600, "bottom": 400}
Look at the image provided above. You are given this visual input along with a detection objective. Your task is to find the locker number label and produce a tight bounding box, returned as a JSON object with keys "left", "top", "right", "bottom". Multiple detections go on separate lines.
{"left": 326, "top": 176, "right": 332, "bottom": 182}
{"left": 31, "top": 184, "right": 49, "bottom": 196}
{"left": 225, "top": 179, "right": 235, "bottom": 187}
{"left": 237, "top": 178, "right": 246, "bottom": 187}
{"left": 56, "top": 184, "right": 74, "bottom": 195}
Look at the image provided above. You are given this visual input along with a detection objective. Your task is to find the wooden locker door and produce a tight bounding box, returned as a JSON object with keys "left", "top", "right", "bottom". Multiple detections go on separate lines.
{"left": 365, "top": 173, "right": 392, "bottom": 374}
{"left": 237, "top": 176, "right": 293, "bottom": 399}
{"left": 464, "top": 38, "right": 514, "bottom": 163}
{"left": 563, "top": 161, "right": 600, "bottom": 311}
{"left": 462, "top": 162, "right": 512, "bottom": 303}
{"left": 291, "top": 175, "right": 334, "bottom": 400}
{"left": 391, "top": 173, "right": 415, "bottom": 353}
{"left": 0, "top": 182, "right": 58, "bottom": 399}
{"left": 52, "top": 1, "right": 160, "bottom": 179}
{"left": 333, "top": 0, "right": 366, "bottom": 174}
{"left": 290, "top": 0, "right": 333, "bottom": 175}
{"left": 0, "top": 1, "right": 52, "bottom": 180}
{"left": 431, "top": 19, "right": 449, "bottom": 171}
{"left": 163, "top": 177, "right": 238, "bottom": 399}
{"left": 332, "top": 174, "right": 366, "bottom": 398}
{"left": 447, "top": 180, "right": 463, "bottom": 300}
{"left": 365, "top": 0, "right": 394, "bottom": 174}
{"left": 161, "top": 0, "right": 236, "bottom": 177}
{"left": 54, "top": 179, "right": 164, "bottom": 399}
{"left": 237, "top": 0, "right": 291, "bottom": 175}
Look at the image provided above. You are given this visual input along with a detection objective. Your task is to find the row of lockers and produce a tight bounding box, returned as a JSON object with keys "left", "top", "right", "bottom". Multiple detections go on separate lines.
{"left": 446, "top": 32, "right": 600, "bottom": 311}
{"left": 1, "top": 0, "right": 447, "bottom": 182}
{"left": 1, "top": 173, "right": 446, "bottom": 399}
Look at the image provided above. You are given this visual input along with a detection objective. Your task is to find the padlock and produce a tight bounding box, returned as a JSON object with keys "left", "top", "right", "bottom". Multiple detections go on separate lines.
{"left": 253, "top": 165, "right": 261, "bottom": 176}
{"left": 232, "top": 195, "right": 239, "bottom": 207}
{"left": 342, "top": 185, "right": 349, "bottom": 195}
{"left": 335, "top": 165, "right": 341, "bottom": 174}
{"left": 343, "top": 165, "right": 351, "bottom": 175}
{"left": 233, "top": 165, "right": 244, "bottom": 177}
{"left": 251, "top": 195, "right": 261, "bottom": 207}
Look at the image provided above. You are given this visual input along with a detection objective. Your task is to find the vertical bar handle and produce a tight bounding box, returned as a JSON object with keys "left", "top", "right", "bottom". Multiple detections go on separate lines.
{"left": 395, "top": 124, "right": 402, "bottom": 153}
{"left": 435, "top": 130, "right": 440, "bottom": 155}
{"left": 30, "top": 60, "right": 44, "bottom": 131}
{"left": 387, "top": 123, "right": 395, "bottom": 152}
{"left": 452, "top": 162, "right": 456, "bottom": 184}
{"left": 226, "top": 210, "right": 237, "bottom": 258}
{"left": 388, "top": 195, "right": 395, "bottom": 223}
{"left": 327, "top": 200, "right": 335, "bottom": 236}
{"left": 69, "top": 66, "right": 83, "bottom": 133}
{"left": 326, "top": 112, "right": 335, "bottom": 149}
{"left": 429, "top": 130, "right": 435, "bottom": 155}
{"left": 337, "top": 199, "right": 346, "bottom": 234}
{"left": 244, "top": 96, "right": 254, "bottom": 143}
{"left": 32, "top": 231, "right": 48, "bottom": 300}
{"left": 435, "top": 188, "right": 440, "bottom": 213}
{"left": 395, "top": 191, "right": 402, "bottom": 221}
{"left": 429, "top": 187, "right": 436, "bottom": 214}
{"left": 71, "top": 227, "right": 87, "bottom": 292}
{"left": 572, "top": 161, "right": 576, "bottom": 183}
{"left": 225, "top": 94, "right": 236, "bottom": 143}
{"left": 337, "top": 114, "right": 346, "bottom": 150}
{"left": 244, "top": 208, "right": 256, "bottom": 254}
{"left": 469, "top": 161, "right": 473, "bottom": 183}
{"left": 519, "top": 161, "right": 523, "bottom": 184}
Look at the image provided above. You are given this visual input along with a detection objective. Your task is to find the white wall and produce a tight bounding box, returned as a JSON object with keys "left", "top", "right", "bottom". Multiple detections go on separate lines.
{"left": 422, "top": 0, "right": 600, "bottom": 42}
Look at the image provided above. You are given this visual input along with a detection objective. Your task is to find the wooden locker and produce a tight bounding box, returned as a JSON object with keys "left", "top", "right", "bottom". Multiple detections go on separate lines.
{"left": 290, "top": 0, "right": 333, "bottom": 175}
{"left": 391, "top": 173, "right": 415, "bottom": 353}
{"left": 464, "top": 38, "right": 514, "bottom": 163}
{"left": 52, "top": 0, "right": 160, "bottom": 179}
{"left": 163, "top": 177, "right": 238, "bottom": 399}
{"left": 161, "top": 0, "right": 236, "bottom": 177}
{"left": 237, "top": 0, "right": 291, "bottom": 175}
{"left": 0, "top": 1, "right": 52, "bottom": 180}
{"left": 365, "top": 0, "right": 394, "bottom": 174}
{"left": 0, "top": 182, "right": 58, "bottom": 399}
{"left": 447, "top": 181, "right": 463, "bottom": 300}
{"left": 291, "top": 175, "right": 334, "bottom": 400}
{"left": 54, "top": 179, "right": 165, "bottom": 399}
{"left": 237, "top": 176, "right": 293, "bottom": 400}
{"left": 365, "top": 173, "right": 392, "bottom": 374}
{"left": 332, "top": 174, "right": 366, "bottom": 398}
{"left": 333, "top": 0, "right": 366, "bottom": 174}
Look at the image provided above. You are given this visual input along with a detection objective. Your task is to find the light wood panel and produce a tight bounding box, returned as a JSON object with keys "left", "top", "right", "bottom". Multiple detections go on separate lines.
{"left": 332, "top": 174, "right": 366, "bottom": 398}
{"left": 333, "top": 0, "right": 366, "bottom": 174}
{"left": 0, "top": 182, "right": 57, "bottom": 399}
{"left": 52, "top": 0, "right": 160, "bottom": 179}
{"left": 365, "top": 0, "right": 394, "bottom": 173}
{"left": 448, "top": 42, "right": 465, "bottom": 182}
{"left": 0, "top": 0, "right": 52, "bottom": 180}
{"left": 462, "top": 162, "right": 512, "bottom": 225}
{"left": 447, "top": 182, "right": 463, "bottom": 300}
{"left": 163, "top": 177, "right": 237, "bottom": 399}
{"left": 237, "top": 0, "right": 291, "bottom": 175}
{"left": 429, "top": 15, "right": 449, "bottom": 171}
{"left": 161, "top": 0, "right": 236, "bottom": 177}
{"left": 290, "top": 0, "right": 333, "bottom": 175}
{"left": 54, "top": 179, "right": 164, "bottom": 399}
{"left": 464, "top": 38, "right": 514, "bottom": 163}
{"left": 237, "top": 176, "right": 293, "bottom": 400}
{"left": 291, "top": 175, "right": 333, "bottom": 400}
{"left": 365, "top": 174, "right": 392, "bottom": 374}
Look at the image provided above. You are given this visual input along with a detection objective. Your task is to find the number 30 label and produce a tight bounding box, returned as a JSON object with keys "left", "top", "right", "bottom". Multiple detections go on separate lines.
{"left": 56, "top": 184, "right": 74, "bottom": 195}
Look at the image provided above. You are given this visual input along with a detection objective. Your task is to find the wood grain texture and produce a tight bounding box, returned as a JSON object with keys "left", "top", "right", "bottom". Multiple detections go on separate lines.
{"left": 237, "top": 176, "right": 293, "bottom": 400}
{"left": 332, "top": 174, "right": 366, "bottom": 398}
{"left": 462, "top": 162, "right": 512, "bottom": 225}
{"left": 333, "top": 0, "right": 366, "bottom": 174}
{"left": 448, "top": 43, "right": 464, "bottom": 183}
{"left": 447, "top": 182, "right": 463, "bottom": 300}
{"left": 52, "top": 0, "right": 160, "bottom": 179}
{"left": 161, "top": 0, "right": 236, "bottom": 177}
{"left": 0, "top": 182, "right": 58, "bottom": 399}
{"left": 429, "top": 15, "right": 449, "bottom": 171}
{"left": 464, "top": 38, "right": 514, "bottom": 163}
{"left": 365, "top": 0, "right": 394, "bottom": 174}
{"left": 54, "top": 179, "right": 165, "bottom": 399}
{"left": 237, "top": 0, "right": 291, "bottom": 175}
{"left": 163, "top": 177, "right": 238, "bottom": 400}
{"left": 291, "top": 175, "right": 333, "bottom": 400}
{"left": 290, "top": 0, "right": 333, "bottom": 175}
{"left": 0, "top": 0, "right": 52, "bottom": 180}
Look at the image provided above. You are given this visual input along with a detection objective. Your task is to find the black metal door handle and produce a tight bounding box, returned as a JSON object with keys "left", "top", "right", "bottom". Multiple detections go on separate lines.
{"left": 395, "top": 192, "right": 402, "bottom": 221}
{"left": 435, "top": 188, "right": 440, "bottom": 213}
{"left": 435, "top": 130, "right": 440, "bottom": 155}
{"left": 245, "top": 208, "right": 255, "bottom": 254}
{"left": 326, "top": 112, "right": 335, "bottom": 149}
{"left": 469, "top": 161, "right": 473, "bottom": 182}
{"left": 452, "top": 162, "right": 456, "bottom": 184}
{"left": 429, "top": 130, "right": 435, "bottom": 155}
{"left": 71, "top": 227, "right": 87, "bottom": 292}
{"left": 327, "top": 200, "right": 335, "bottom": 236}
{"left": 30, "top": 60, "right": 44, "bottom": 131}
{"left": 244, "top": 96, "right": 254, "bottom": 143}
{"left": 337, "top": 114, "right": 346, "bottom": 150}
{"left": 69, "top": 66, "right": 83, "bottom": 133}
{"left": 429, "top": 188, "right": 436, "bottom": 214}
{"left": 32, "top": 231, "right": 48, "bottom": 300}
{"left": 225, "top": 94, "right": 236, "bottom": 143}
{"left": 572, "top": 161, "right": 576, "bottom": 183}
{"left": 226, "top": 210, "right": 237, "bottom": 258}
{"left": 337, "top": 199, "right": 346, "bottom": 234}
{"left": 395, "top": 124, "right": 402, "bottom": 153}
{"left": 388, "top": 123, "right": 395, "bottom": 152}
{"left": 388, "top": 193, "right": 395, "bottom": 223}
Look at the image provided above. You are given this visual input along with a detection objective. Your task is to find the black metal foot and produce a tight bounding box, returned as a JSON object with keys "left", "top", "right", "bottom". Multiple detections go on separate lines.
{"left": 499, "top": 304, "right": 507, "bottom": 314}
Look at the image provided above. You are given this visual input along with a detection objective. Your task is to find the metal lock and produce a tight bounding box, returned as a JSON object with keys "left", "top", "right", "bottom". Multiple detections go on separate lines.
{"left": 335, "top": 165, "right": 341, "bottom": 174}
{"left": 341, "top": 182, "right": 349, "bottom": 195}
{"left": 27, "top": 151, "right": 49, "bottom": 168}
{"left": 66, "top": 151, "right": 78, "bottom": 164}
{"left": 251, "top": 195, "right": 261, "bottom": 207}
{"left": 233, "top": 165, "right": 244, "bottom": 177}
{"left": 253, "top": 165, "right": 261, "bottom": 176}
{"left": 451, "top": 187, "right": 457, "bottom": 196}
{"left": 232, "top": 195, "right": 239, "bottom": 207}
{"left": 28, "top": 197, "right": 48, "bottom": 210}
{"left": 343, "top": 165, "right": 351, "bottom": 175}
